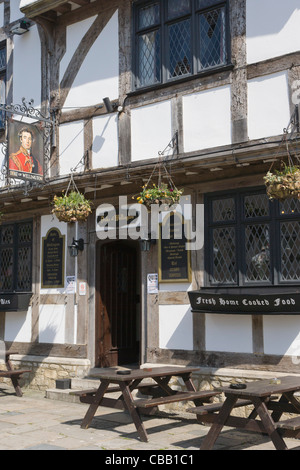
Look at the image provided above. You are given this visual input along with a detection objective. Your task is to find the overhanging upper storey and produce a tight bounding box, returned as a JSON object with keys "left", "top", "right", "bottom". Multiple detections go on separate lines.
{"left": 19, "top": 0, "right": 93, "bottom": 20}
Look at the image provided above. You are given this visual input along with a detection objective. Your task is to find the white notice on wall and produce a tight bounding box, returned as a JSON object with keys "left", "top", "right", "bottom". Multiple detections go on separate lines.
{"left": 66, "top": 276, "right": 76, "bottom": 293}
{"left": 147, "top": 273, "right": 158, "bottom": 294}
{"left": 79, "top": 282, "right": 86, "bottom": 296}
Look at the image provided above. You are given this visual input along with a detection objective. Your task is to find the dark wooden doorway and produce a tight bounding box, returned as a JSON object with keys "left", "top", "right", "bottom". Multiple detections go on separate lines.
{"left": 96, "top": 241, "right": 139, "bottom": 367}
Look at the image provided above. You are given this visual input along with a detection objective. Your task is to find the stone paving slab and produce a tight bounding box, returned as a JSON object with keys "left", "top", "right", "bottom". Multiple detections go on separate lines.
{"left": 0, "top": 386, "right": 299, "bottom": 452}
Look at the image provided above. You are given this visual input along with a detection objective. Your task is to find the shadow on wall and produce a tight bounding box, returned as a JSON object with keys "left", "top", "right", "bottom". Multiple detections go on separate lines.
{"left": 247, "top": 0, "right": 299, "bottom": 37}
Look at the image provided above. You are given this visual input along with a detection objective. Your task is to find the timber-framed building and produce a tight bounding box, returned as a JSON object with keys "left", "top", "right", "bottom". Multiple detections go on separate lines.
{"left": 0, "top": 0, "right": 299, "bottom": 388}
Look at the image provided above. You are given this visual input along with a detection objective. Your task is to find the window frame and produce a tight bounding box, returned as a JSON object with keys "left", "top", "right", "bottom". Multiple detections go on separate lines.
{"left": 204, "top": 187, "right": 300, "bottom": 288}
{"left": 0, "top": 220, "right": 33, "bottom": 294}
{"left": 0, "top": 41, "right": 6, "bottom": 130}
{"left": 132, "top": 0, "right": 231, "bottom": 91}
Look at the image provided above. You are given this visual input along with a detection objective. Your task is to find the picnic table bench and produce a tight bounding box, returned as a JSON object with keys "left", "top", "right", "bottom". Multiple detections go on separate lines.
{"left": 187, "top": 375, "right": 300, "bottom": 450}
{"left": 0, "top": 351, "right": 30, "bottom": 397}
{"left": 74, "top": 366, "right": 220, "bottom": 442}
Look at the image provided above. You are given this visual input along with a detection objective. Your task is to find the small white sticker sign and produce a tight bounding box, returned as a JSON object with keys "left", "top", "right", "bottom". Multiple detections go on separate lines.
{"left": 79, "top": 282, "right": 86, "bottom": 296}
{"left": 147, "top": 273, "right": 158, "bottom": 294}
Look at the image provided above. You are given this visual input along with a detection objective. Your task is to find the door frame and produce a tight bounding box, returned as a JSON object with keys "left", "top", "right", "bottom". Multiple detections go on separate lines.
{"left": 95, "top": 239, "right": 141, "bottom": 367}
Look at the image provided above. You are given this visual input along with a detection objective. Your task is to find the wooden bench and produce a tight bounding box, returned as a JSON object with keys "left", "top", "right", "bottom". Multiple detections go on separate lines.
{"left": 71, "top": 381, "right": 160, "bottom": 399}
{"left": 276, "top": 416, "right": 300, "bottom": 431}
{"left": 134, "top": 390, "right": 220, "bottom": 409}
{"left": 186, "top": 399, "right": 253, "bottom": 416}
{"left": 0, "top": 351, "right": 31, "bottom": 397}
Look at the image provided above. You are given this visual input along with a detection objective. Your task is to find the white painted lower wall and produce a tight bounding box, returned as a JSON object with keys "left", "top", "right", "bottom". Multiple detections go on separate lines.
{"left": 263, "top": 315, "right": 300, "bottom": 357}
{"left": 205, "top": 314, "right": 253, "bottom": 353}
{"left": 39, "top": 304, "right": 66, "bottom": 344}
{"left": 4, "top": 308, "right": 32, "bottom": 342}
{"left": 159, "top": 304, "right": 193, "bottom": 350}
{"left": 247, "top": 71, "right": 290, "bottom": 141}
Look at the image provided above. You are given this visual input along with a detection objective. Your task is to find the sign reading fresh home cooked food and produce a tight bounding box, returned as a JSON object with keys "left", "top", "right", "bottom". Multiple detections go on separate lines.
{"left": 42, "top": 228, "right": 65, "bottom": 288}
{"left": 188, "top": 290, "right": 300, "bottom": 315}
{"left": 159, "top": 212, "right": 191, "bottom": 283}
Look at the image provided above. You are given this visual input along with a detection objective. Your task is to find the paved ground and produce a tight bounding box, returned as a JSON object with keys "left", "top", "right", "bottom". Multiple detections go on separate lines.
{"left": 0, "top": 386, "right": 299, "bottom": 452}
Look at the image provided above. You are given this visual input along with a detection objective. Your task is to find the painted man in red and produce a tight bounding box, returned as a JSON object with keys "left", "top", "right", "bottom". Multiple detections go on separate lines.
{"left": 9, "top": 127, "right": 43, "bottom": 175}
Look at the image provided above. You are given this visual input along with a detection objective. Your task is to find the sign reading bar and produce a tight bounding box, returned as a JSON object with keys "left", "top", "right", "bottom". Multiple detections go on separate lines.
{"left": 159, "top": 212, "right": 191, "bottom": 283}
{"left": 42, "top": 228, "right": 65, "bottom": 288}
{"left": 0, "top": 293, "right": 32, "bottom": 312}
{"left": 189, "top": 290, "right": 300, "bottom": 315}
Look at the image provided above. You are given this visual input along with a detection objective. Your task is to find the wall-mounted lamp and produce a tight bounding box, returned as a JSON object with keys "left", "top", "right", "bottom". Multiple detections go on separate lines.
{"left": 68, "top": 238, "right": 84, "bottom": 257}
{"left": 139, "top": 235, "right": 156, "bottom": 252}
{"left": 103, "top": 97, "right": 123, "bottom": 113}
{"left": 10, "top": 20, "right": 30, "bottom": 36}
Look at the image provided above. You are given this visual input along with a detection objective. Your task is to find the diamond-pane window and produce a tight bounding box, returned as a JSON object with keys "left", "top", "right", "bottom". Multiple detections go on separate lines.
{"left": 280, "top": 221, "right": 300, "bottom": 281}
{"left": 0, "top": 47, "right": 5, "bottom": 72}
{"left": 206, "top": 189, "right": 300, "bottom": 287}
{"left": 245, "top": 224, "right": 270, "bottom": 282}
{"left": 280, "top": 198, "right": 300, "bottom": 215}
{"left": 168, "top": 0, "right": 191, "bottom": 19}
{"left": 0, "top": 222, "right": 32, "bottom": 293}
{"left": 199, "top": 7, "right": 226, "bottom": 69}
{"left": 138, "top": 30, "right": 161, "bottom": 87}
{"left": 168, "top": 19, "right": 191, "bottom": 78}
{"left": 212, "top": 227, "right": 236, "bottom": 283}
{"left": 212, "top": 197, "right": 234, "bottom": 222}
{"left": 134, "top": 0, "right": 228, "bottom": 89}
{"left": 0, "top": 44, "right": 6, "bottom": 129}
{"left": 244, "top": 194, "right": 269, "bottom": 218}
{"left": 138, "top": 3, "right": 160, "bottom": 29}
{"left": 0, "top": 247, "right": 13, "bottom": 292}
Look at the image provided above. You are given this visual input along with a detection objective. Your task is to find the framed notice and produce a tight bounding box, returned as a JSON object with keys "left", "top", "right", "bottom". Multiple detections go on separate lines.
{"left": 8, "top": 119, "right": 44, "bottom": 182}
{"left": 42, "top": 228, "right": 65, "bottom": 288}
{"left": 158, "top": 212, "right": 191, "bottom": 283}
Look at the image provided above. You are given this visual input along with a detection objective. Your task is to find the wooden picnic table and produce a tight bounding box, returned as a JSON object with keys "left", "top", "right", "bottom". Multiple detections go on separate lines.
{"left": 74, "top": 366, "right": 219, "bottom": 442}
{"left": 187, "top": 375, "right": 300, "bottom": 450}
{"left": 0, "top": 351, "right": 30, "bottom": 397}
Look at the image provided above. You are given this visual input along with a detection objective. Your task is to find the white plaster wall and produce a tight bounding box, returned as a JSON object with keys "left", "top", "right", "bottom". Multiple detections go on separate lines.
{"left": 263, "top": 316, "right": 300, "bottom": 357}
{"left": 206, "top": 314, "right": 252, "bottom": 353}
{"left": 0, "top": 3, "right": 4, "bottom": 27}
{"left": 10, "top": 1, "right": 22, "bottom": 22}
{"left": 247, "top": 72, "right": 290, "bottom": 141}
{"left": 13, "top": 25, "right": 41, "bottom": 108}
{"left": 59, "top": 121, "right": 84, "bottom": 175}
{"left": 182, "top": 85, "right": 231, "bottom": 152}
{"left": 159, "top": 304, "right": 193, "bottom": 350}
{"left": 246, "top": 0, "right": 300, "bottom": 64}
{"left": 60, "top": 16, "right": 96, "bottom": 79}
{"left": 4, "top": 308, "right": 32, "bottom": 342}
{"left": 92, "top": 113, "right": 119, "bottom": 169}
{"left": 40, "top": 214, "right": 68, "bottom": 295}
{"left": 131, "top": 100, "right": 173, "bottom": 161}
{"left": 39, "top": 304, "right": 65, "bottom": 344}
{"left": 63, "top": 12, "right": 119, "bottom": 109}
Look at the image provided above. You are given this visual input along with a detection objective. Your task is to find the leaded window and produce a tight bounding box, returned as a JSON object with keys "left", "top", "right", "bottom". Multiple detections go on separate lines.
{"left": 0, "top": 221, "right": 32, "bottom": 293}
{"left": 0, "top": 43, "right": 6, "bottom": 129}
{"left": 133, "top": 0, "right": 229, "bottom": 89}
{"left": 205, "top": 189, "right": 300, "bottom": 286}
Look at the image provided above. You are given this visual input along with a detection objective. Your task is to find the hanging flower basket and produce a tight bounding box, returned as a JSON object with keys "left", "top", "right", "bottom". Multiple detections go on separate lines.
{"left": 52, "top": 191, "right": 92, "bottom": 223}
{"left": 136, "top": 183, "right": 183, "bottom": 210}
{"left": 264, "top": 163, "right": 300, "bottom": 201}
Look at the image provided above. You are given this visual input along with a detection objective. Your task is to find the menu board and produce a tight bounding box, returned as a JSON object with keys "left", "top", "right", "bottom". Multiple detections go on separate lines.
{"left": 42, "top": 228, "right": 65, "bottom": 288}
{"left": 159, "top": 213, "right": 191, "bottom": 283}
